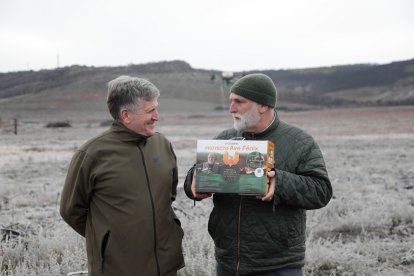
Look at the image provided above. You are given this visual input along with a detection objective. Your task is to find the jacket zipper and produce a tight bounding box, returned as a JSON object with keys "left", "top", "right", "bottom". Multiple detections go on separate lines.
{"left": 138, "top": 145, "right": 161, "bottom": 276}
{"left": 236, "top": 131, "right": 243, "bottom": 275}
{"left": 236, "top": 196, "right": 243, "bottom": 275}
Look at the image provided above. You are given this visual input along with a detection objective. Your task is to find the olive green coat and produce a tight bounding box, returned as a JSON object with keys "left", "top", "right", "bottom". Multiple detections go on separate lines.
{"left": 184, "top": 114, "right": 332, "bottom": 274}
{"left": 61, "top": 122, "right": 184, "bottom": 276}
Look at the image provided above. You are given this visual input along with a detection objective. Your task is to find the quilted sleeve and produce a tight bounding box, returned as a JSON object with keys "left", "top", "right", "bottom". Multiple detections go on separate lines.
{"left": 275, "top": 138, "right": 332, "bottom": 210}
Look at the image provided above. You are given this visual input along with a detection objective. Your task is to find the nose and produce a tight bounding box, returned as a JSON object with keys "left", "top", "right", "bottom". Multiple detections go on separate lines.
{"left": 229, "top": 102, "right": 237, "bottom": 113}
{"left": 152, "top": 110, "right": 159, "bottom": 121}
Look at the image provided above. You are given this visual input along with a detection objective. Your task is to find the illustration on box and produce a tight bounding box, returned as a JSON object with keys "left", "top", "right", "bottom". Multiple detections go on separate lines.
{"left": 195, "top": 140, "right": 274, "bottom": 195}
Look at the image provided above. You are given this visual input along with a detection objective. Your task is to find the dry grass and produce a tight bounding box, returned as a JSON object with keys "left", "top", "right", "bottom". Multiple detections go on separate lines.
{"left": 1, "top": 106, "right": 414, "bottom": 275}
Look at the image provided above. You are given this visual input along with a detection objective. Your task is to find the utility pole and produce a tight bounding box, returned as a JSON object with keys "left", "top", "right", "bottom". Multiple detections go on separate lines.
{"left": 220, "top": 71, "right": 234, "bottom": 109}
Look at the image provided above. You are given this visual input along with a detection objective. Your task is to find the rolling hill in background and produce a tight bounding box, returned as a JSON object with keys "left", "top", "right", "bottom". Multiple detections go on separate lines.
{"left": 0, "top": 58, "right": 413, "bottom": 120}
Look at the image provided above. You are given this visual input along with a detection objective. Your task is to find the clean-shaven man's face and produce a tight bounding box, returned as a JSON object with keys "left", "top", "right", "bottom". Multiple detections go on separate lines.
{"left": 127, "top": 99, "right": 159, "bottom": 136}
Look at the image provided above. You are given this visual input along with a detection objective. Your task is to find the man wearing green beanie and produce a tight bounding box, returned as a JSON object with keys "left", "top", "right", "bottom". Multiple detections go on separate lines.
{"left": 230, "top": 73, "right": 277, "bottom": 108}
{"left": 184, "top": 73, "right": 332, "bottom": 275}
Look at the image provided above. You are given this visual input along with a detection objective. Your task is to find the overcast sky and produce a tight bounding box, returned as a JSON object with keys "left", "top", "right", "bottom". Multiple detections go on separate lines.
{"left": 1, "top": 0, "right": 413, "bottom": 73}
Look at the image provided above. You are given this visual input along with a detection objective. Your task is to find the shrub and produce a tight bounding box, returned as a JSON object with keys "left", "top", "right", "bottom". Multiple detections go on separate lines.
{"left": 45, "top": 121, "right": 71, "bottom": 128}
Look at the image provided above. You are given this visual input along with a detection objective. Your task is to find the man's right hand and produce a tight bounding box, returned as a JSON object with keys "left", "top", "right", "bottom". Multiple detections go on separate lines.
{"left": 191, "top": 171, "right": 212, "bottom": 199}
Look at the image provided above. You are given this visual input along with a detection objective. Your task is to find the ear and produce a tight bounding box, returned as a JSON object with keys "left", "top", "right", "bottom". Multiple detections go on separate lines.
{"left": 258, "top": 104, "right": 269, "bottom": 114}
{"left": 119, "top": 109, "right": 131, "bottom": 125}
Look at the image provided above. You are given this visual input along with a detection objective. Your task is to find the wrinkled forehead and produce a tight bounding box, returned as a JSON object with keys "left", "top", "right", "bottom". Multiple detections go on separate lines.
{"left": 229, "top": 92, "right": 249, "bottom": 101}
{"left": 229, "top": 93, "right": 257, "bottom": 105}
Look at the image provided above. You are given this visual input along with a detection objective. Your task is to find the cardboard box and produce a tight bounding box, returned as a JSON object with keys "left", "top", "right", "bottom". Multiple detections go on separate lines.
{"left": 195, "top": 139, "right": 274, "bottom": 195}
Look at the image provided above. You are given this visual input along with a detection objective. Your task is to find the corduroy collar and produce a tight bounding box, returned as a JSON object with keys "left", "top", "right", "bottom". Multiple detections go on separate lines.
{"left": 110, "top": 121, "right": 149, "bottom": 144}
{"left": 241, "top": 112, "right": 280, "bottom": 140}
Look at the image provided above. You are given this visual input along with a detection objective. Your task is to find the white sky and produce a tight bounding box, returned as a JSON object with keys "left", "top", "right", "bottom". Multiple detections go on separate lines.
{"left": 1, "top": 0, "right": 413, "bottom": 73}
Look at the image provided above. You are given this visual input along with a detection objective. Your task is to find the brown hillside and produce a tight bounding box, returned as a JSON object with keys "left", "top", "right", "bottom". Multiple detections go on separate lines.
{"left": 1, "top": 59, "right": 414, "bottom": 121}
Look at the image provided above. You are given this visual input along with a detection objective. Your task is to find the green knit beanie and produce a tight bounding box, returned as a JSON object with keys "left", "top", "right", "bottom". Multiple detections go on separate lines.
{"left": 230, "top": 73, "right": 277, "bottom": 107}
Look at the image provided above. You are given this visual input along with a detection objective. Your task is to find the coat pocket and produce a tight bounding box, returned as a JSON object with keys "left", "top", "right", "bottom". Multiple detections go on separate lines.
{"left": 174, "top": 217, "right": 184, "bottom": 240}
{"left": 100, "top": 230, "right": 111, "bottom": 273}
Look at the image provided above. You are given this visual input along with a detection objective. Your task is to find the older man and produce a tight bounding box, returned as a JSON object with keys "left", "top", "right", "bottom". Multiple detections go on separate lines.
{"left": 60, "top": 76, "right": 184, "bottom": 276}
{"left": 184, "top": 73, "right": 332, "bottom": 276}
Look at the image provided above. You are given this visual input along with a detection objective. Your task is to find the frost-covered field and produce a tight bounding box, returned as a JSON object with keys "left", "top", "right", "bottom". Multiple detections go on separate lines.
{"left": 1, "top": 106, "right": 414, "bottom": 275}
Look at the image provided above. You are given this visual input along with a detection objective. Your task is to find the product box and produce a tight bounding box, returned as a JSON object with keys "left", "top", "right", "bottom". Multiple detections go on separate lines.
{"left": 195, "top": 139, "right": 274, "bottom": 195}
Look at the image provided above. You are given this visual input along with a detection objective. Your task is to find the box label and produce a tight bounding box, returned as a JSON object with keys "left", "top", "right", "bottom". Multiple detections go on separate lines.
{"left": 195, "top": 140, "right": 274, "bottom": 195}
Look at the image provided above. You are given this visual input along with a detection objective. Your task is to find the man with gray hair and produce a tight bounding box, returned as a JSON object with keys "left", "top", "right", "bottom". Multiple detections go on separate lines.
{"left": 60, "top": 76, "right": 184, "bottom": 276}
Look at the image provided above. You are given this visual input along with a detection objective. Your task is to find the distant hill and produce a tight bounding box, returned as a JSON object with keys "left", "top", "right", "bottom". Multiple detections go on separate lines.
{"left": 263, "top": 59, "right": 414, "bottom": 107}
{"left": 0, "top": 59, "right": 413, "bottom": 119}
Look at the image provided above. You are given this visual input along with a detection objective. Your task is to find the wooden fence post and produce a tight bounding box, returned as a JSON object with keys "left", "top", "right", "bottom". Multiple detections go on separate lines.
{"left": 14, "top": 118, "right": 17, "bottom": 135}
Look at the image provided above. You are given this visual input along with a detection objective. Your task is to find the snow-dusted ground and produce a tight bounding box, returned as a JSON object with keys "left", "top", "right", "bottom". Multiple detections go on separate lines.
{"left": 1, "top": 106, "right": 414, "bottom": 275}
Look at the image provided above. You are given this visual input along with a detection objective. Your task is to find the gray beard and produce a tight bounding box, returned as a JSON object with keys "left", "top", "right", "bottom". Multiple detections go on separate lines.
{"left": 233, "top": 107, "right": 261, "bottom": 131}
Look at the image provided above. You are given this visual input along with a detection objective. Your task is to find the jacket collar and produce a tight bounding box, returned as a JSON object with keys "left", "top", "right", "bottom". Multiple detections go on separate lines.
{"left": 241, "top": 112, "right": 280, "bottom": 140}
{"left": 110, "top": 121, "right": 149, "bottom": 144}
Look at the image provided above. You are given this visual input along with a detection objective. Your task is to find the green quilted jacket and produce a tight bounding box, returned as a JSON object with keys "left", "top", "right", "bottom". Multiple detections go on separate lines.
{"left": 184, "top": 114, "right": 332, "bottom": 274}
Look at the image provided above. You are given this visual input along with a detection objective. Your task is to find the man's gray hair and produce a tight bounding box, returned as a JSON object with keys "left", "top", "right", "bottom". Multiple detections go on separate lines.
{"left": 107, "top": 76, "right": 160, "bottom": 121}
